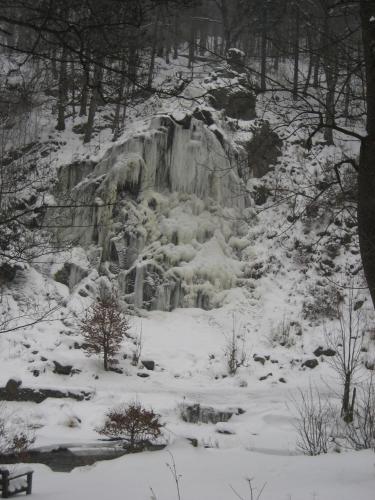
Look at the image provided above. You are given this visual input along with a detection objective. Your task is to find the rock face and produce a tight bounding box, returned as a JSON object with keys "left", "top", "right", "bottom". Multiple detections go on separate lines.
{"left": 54, "top": 262, "right": 89, "bottom": 290}
{"left": 0, "top": 263, "right": 20, "bottom": 284}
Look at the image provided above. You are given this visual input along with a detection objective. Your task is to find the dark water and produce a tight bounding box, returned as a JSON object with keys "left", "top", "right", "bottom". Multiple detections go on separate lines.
{"left": 0, "top": 442, "right": 166, "bottom": 472}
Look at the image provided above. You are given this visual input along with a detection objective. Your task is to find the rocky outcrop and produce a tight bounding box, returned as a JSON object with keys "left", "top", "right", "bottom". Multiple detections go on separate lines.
{"left": 0, "top": 263, "right": 20, "bottom": 284}
{"left": 54, "top": 262, "right": 89, "bottom": 290}
{"left": 56, "top": 160, "right": 96, "bottom": 193}
{"left": 0, "top": 378, "right": 93, "bottom": 403}
{"left": 208, "top": 87, "right": 256, "bottom": 120}
{"left": 237, "top": 121, "right": 282, "bottom": 180}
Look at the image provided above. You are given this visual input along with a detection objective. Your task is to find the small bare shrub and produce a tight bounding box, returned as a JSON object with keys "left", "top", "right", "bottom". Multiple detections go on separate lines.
{"left": 150, "top": 451, "right": 182, "bottom": 500}
{"left": 325, "top": 289, "right": 365, "bottom": 422}
{"left": 0, "top": 404, "right": 35, "bottom": 456}
{"left": 345, "top": 377, "right": 375, "bottom": 450}
{"left": 98, "top": 401, "right": 163, "bottom": 450}
{"left": 166, "top": 451, "right": 182, "bottom": 500}
{"left": 269, "top": 316, "right": 301, "bottom": 348}
{"left": 225, "top": 330, "right": 247, "bottom": 375}
{"left": 230, "top": 478, "right": 266, "bottom": 500}
{"left": 224, "top": 316, "right": 248, "bottom": 375}
{"left": 292, "top": 386, "right": 334, "bottom": 456}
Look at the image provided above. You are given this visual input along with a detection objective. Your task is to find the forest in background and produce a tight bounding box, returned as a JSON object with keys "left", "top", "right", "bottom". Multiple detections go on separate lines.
{"left": 0, "top": 0, "right": 374, "bottom": 311}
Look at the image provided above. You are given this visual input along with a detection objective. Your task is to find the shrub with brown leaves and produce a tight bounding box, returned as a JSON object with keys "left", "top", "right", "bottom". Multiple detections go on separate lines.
{"left": 98, "top": 402, "right": 163, "bottom": 450}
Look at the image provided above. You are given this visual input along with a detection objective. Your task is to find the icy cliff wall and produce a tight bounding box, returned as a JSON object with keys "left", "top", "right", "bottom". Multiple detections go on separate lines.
{"left": 56, "top": 87, "right": 262, "bottom": 311}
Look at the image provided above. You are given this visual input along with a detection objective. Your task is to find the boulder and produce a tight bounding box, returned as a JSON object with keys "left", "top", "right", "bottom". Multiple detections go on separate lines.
{"left": 253, "top": 355, "right": 266, "bottom": 365}
{"left": 365, "top": 360, "right": 375, "bottom": 371}
{"left": 192, "top": 108, "right": 215, "bottom": 126}
{"left": 5, "top": 378, "right": 22, "bottom": 397}
{"left": 302, "top": 359, "right": 319, "bottom": 369}
{"left": 314, "top": 346, "right": 336, "bottom": 357}
{"left": 53, "top": 361, "right": 74, "bottom": 376}
{"left": 141, "top": 360, "right": 155, "bottom": 371}
{"left": 108, "top": 367, "right": 123, "bottom": 374}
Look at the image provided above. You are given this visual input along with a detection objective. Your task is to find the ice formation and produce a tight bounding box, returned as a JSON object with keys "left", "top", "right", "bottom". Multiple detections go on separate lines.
{"left": 56, "top": 103, "right": 258, "bottom": 311}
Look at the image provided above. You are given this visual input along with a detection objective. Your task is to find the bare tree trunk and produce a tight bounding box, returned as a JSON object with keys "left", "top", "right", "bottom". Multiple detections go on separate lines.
{"left": 128, "top": 44, "right": 138, "bottom": 98}
{"left": 344, "top": 72, "right": 352, "bottom": 125}
{"left": 71, "top": 61, "right": 76, "bottom": 120}
{"left": 293, "top": 4, "right": 300, "bottom": 100}
{"left": 84, "top": 59, "right": 103, "bottom": 144}
{"left": 342, "top": 373, "right": 351, "bottom": 420}
{"left": 322, "top": 12, "right": 337, "bottom": 145}
{"left": 273, "top": 38, "right": 280, "bottom": 72}
{"left": 51, "top": 47, "right": 58, "bottom": 79}
{"left": 173, "top": 13, "right": 179, "bottom": 59}
{"left": 56, "top": 46, "right": 68, "bottom": 131}
{"left": 112, "top": 56, "right": 127, "bottom": 141}
{"left": 303, "top": 30, "right": 314, "bottom": 96}
{"left": 324, "top": 74, "right": 337, "bottom": 145}
{"left": 260, "top": 4, "right": 268, "bottom": 92}
{"left": 188, "top": 11, "right": 196, "bottom": 68}
{"left": 313, "top": 35, "right": 320, "bottom": 89}
{"left": 165, "top": 16, "right": 171, "bottom": 64}
{"left": 220, "top": 0, "right": 231, "bottom": 54}
{"left": 148, "top": 12, "right": 160, "bottom": 88}
{"left": 358, "top": 0, "right": 375, "bottom": 309}
{"left": 79, "top": 60, "right": 90, "bottom": 117}
{"left": 199, "top": 17, "right": 208, "bottom": 56}
{"left": 104, "top": 348, "right": 108, "bottom": 371}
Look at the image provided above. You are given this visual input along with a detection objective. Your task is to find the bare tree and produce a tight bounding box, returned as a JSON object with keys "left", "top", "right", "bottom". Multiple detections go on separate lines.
{"left": 80, "top": 294, "right": 131, "bottom": 371}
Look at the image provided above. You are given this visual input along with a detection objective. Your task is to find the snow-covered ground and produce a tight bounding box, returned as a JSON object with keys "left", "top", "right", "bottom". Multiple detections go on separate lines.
{"left": 2, "top": 297, "right": 375, "bottom": 498}
{"left": 27, "top": 446, "right": 375, "bottom": 500}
